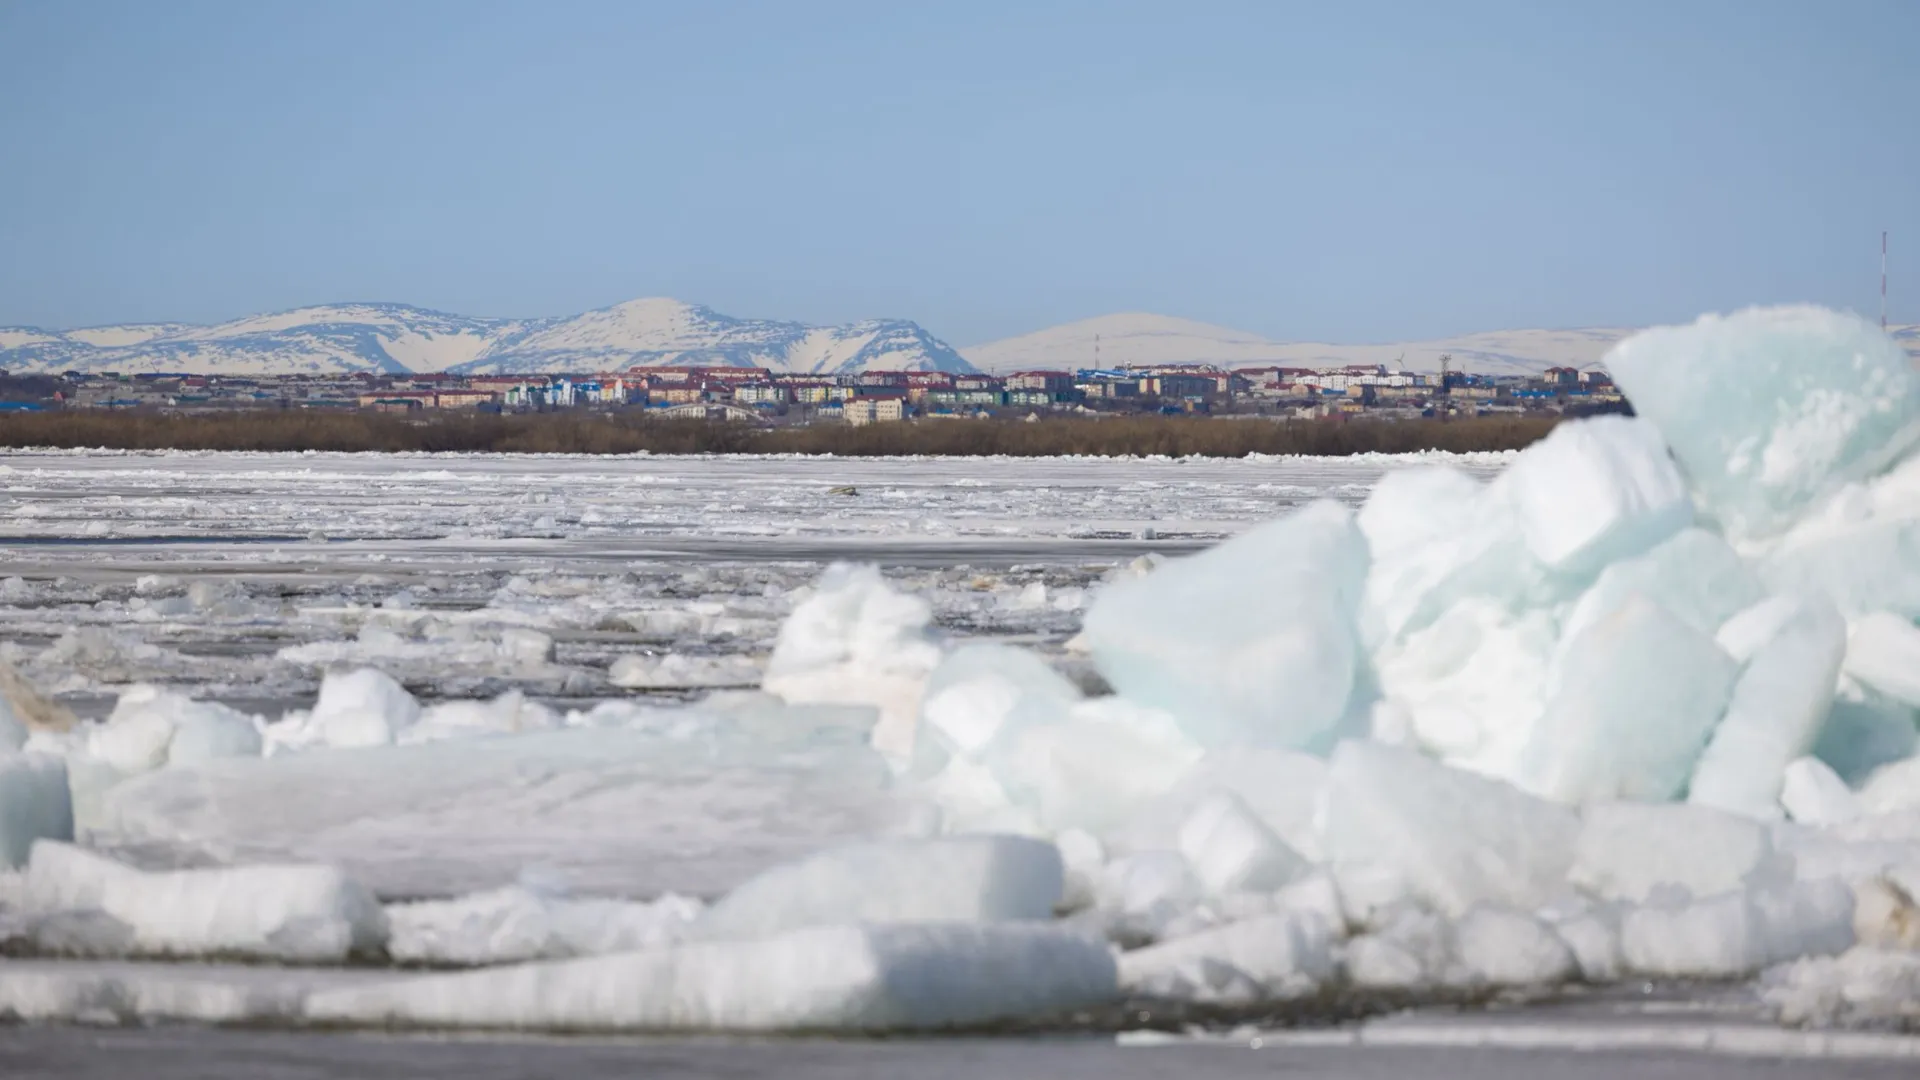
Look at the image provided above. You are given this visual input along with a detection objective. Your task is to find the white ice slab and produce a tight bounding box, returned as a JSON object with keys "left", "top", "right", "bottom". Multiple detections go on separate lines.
{"left": 1689, "top": 595, "right": 1847, "bottom": 819}
{"left": 304, "top": 922, "right": 1119, "bottom": 1033}
{"left": 92, "top": 722, "right": 912, "bottom": 899}
{"left": 1515, "top": 595, "right": 1738, "bottom": 803}
{"left": 22, "top": 841, "right": 386, "bottom": 963}
{"left": 1319, "top": 740, "right": 1578, "bottom": 918}
{"left": 1568, "top": 802, "right": 1778, "bottom": 903}
{"left": 0, "top": 754, "right": 73, "bottom": 869}
{"left": 1621, "top": 879, "right": 1855, "bottom": 979}
{"left": 1081, "top": 500, "right": 1367, "bottom": 749}
{"left": 695, "top": 835, "right": 1063, "bottom": 942}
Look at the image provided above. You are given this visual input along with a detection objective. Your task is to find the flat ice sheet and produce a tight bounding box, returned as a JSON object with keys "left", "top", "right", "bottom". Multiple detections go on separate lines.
{"left": 0, "top": 449, "right": 1509, "bottom": 551}
{"left": 0, "top": 450, "right": 1511, "bottom": 712}
{"left": 91, "top": 725, "right": 912, "bottom": 899}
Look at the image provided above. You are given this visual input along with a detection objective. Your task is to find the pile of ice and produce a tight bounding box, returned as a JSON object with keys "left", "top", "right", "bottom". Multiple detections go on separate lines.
{"left": 759, "top": 306, "right": 1920, "bottom": 1019}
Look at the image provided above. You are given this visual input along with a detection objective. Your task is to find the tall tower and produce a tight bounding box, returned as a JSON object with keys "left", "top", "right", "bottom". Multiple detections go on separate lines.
{"left": 1094, "top": 333, "right": 1101, "bottom": 371}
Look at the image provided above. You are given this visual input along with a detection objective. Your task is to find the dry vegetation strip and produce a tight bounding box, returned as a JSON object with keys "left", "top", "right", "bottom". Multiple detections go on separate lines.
{"left": 0, "top": 410, "right": 1558, "bottom": 457}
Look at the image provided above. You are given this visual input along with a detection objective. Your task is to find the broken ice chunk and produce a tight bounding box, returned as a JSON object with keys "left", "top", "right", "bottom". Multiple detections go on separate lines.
{"left": 918, "top": 643, "right": 1080, "bottom": 761}
{"left": 1556, "top": 527, "right": 1765, "bottom": 646}
{"left": 1842, "top": 612, "right": 1920, "bottom": 708}
{"left": 310, "top": 667, "right": 420, "bottom": 749}
{"left": 1605, "top": 305, "right": 1920, "bottom": 541}
{"left": 1550, "top": 907, "right": 1625, "bottom": 983}
{"left": 167, "top": 708, "right": 263, "bottom": 765}
{"left": 1451, "top": 905, "right": 1577, "bottom": 988}
{"left": 1372, "top": 598, "right": 1553, "bottom": 770}
{"left": 1358, "top": 466, "right": 1551, "bottom": 648}
{"left": 1176, "top": 790, "right": 1309, "bottom": 897}
{"left": 1497, "top": 415, "right": 1693, "bottom": 577}
{"left": 991, "top": 696, "right": 1202, "bottom": 834}
{"left": 1779, "top": 757, "right": 1860, "bottom": 826}
{"left": 1080, "top": 499, "right": 1366, "bottom": 749}
{"left": 1515, "top": 595, "right": 1738, "bottom": 803}
{"left": 0, "top": 756, "right": 73, "bottom": 868}
{"left": 1094, "top": 850, "right": 1202, "bottom": 942}
{"left": 1319, "top": 741, "right": 1578, "bottom": 918}
{"left": 94, "top": 686, "right": 262, "bottom": 769}
{"left": 1688, "top": 594, "right": 1846, "bottom": 819}
{"left": 1567, "top": 802, "right": 1778, "bottom": 904}
{"left": 1117, "top": 910, "right": 1337, "bottom": 1002}
{"left": 762, "top": 564, "right": 943, "bottom": 763}
{"left": 1756, "top": 453, "right": 1920, "bottom": 618}
{"left": 1619, "top": 879, "right": 1855, "bottom": 979}
{"left": 696, "top": 835, "right": 1062, "bottom": 941}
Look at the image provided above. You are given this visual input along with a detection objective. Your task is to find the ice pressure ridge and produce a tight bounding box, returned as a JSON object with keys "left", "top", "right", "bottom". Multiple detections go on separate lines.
{"left": 4, "top": 304, "right": 1920, "bottom": 1034}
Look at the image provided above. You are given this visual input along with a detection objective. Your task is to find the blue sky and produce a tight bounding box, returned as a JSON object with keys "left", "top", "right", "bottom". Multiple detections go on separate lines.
{"left": 1, "top": 0, "right": 1915, "bottom": 344}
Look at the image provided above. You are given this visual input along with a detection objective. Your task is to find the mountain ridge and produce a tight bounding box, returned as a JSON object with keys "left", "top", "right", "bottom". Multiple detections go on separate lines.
{"left": 0, "top": 298, "right": 977, "bottom": 377}
{"left": 8, "top": 300, "right": 1914, "bottom": 380}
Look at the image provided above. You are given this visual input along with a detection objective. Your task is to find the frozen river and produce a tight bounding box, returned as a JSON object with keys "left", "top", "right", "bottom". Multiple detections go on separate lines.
{"left": 0, "top": 449, "right": 1513, "bottom": 575}
{"left": 0, "top": 449, "right": 1512, "bottom": 715}
{"left": 0, "top": 450, "right": 1516, "bottom": 897}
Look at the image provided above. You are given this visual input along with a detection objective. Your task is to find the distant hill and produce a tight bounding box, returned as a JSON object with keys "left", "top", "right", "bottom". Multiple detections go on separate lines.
{"left": 0, "top": 298, "right": 977, "bottom": 377}
{"left": 963, "top": 312, "right": 1920, "bottom": 376}
{"left": 7, "top": 299, "right": 1912, "bottom": 380}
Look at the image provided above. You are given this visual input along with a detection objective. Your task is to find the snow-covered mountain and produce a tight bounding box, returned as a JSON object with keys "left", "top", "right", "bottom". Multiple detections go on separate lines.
{"left": 12, "top": 300, "right": 1912, "bottom": 381}
{"left": 455, "top": 298, "right": 972, "bottom": 376}
{"left": 962, "top": 313, "right": 1920, "bottom": 376}
{"left": 0, "top": 299, "right": 977, "bottom": 377}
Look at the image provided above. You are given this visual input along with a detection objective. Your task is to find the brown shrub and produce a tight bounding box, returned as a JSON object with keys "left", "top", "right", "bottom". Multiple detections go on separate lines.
{"left": 0, "top": 408, "right": 1556, "bottom": 457}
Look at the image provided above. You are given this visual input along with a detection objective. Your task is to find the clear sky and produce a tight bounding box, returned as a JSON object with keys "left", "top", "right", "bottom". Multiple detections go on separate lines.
{"left": 1, "top": 0, "right": 1915, "bottom": 345}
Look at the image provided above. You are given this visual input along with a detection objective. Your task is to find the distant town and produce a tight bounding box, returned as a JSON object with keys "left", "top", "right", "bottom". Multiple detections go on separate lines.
{"left": 0, "top": 359, "right": 1625, "bottom": 424}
